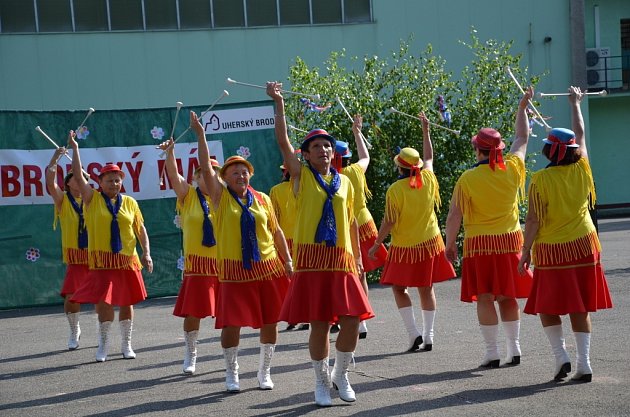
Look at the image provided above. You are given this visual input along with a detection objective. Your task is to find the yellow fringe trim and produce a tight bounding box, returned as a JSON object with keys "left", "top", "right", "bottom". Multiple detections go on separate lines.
{"left": 89, "top": 250, "right": 143, "bottom": 270}
{"left": 218, "top": 257, "right": 285, "bottom": 283}
{"left": 64, "top": 248, "right": 88, "bottom": 265}
{"left": 387, "top": 234, "right": 445, "bottom": 263}
{"left": 359, "top": 220, "right": 378, "bottom": 242}
{"left": 463, "top": 230, "right": 523, "bottom": 258}
{"left": 185, "top": 254, "right": 218, "bottom": 275}
{"left": 294, "top": 243, "right": 357, "bottom": 273}
{"left": 385, "top": 199, "right": 398, "bottom": 224}
{"left": 533, "top": 231, "right": 601, "bottom": 266}
{"left": 452, "top": 184, "right": 472, "bottom": 219}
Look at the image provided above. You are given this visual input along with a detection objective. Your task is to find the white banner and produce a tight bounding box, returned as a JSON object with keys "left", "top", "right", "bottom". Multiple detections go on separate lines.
{"left": 0, "top": 141, "right": 223, "bottom": 206}
{"left": 201, "top": 105, "right": 275, "bottom": 135}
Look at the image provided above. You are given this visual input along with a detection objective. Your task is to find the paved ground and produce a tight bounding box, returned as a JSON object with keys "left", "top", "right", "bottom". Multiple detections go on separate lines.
{"left": 1, "top": 217, "right": 629, "bottom": 417}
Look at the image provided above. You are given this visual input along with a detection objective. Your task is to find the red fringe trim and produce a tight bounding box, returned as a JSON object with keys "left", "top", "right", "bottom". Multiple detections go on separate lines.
{"left": 218, "top": 256, "right": 285, "bottom": 282}
{"left": 463, "top": 230, "right": 523, "bottom": 258}
{"left": 64, "top": 248, "right": 88, "bottom": 265}
{"left": 533, "top": 230, "right": 601, "bottom": 266}
{"left": 387, "top": 234, "right": 445, "bottom": 263}
{"left": 294, "top": 243, "right": 357, "bottom": 273}
{"left": 185, "top": 254, "right": 218, "bottom": 275}
{"left": 358, "top": 220, "right": 378, "bottom": 242}
{"left": 89, "top": 250, "right": 142, "bottom": 270}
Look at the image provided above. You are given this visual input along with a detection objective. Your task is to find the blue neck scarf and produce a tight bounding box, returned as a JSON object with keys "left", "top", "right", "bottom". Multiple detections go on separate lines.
{"left": 227, "top": 187, "right": 260, "bottom": 270}
{"left": 195, "top": 187, "right": 216, "bottom": 247}
{"left": 101, "top": 192, "right": 123, "bottom": 254}
{"left": 308, "top": 164, "right": 341, "bottom": 247}
{"left": 473, "top": 158, "right": 489, "bottom": 168}
{"left": 66, "top": 191, "right": 87, "bottom": 249}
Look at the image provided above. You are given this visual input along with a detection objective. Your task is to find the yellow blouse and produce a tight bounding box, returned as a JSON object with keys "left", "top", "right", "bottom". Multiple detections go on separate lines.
{"left": 54, "top": 194, "right": 88, "bottom": 265}
{"left": 85, "top": 190, "right": 143, "bottom": 270}
{"left": 341, "top": 163, "right": 373, "bottom": 227}
{"left": 176, "top": 185, "right": 218, "bottom": 275}
{"left": 452, "top": 154, "right": 526, "bottom": 257}
{"left": 293, "top": 165, "right": 357, "bottom": 273}
{"left": 529, "top": 157, "right": 600, "bottom": 266}
{"left": 269, "top": 181, "right": 296, "bottom": 242}
{"left": 213, "top": 187, "right": 284, "bottom": 282}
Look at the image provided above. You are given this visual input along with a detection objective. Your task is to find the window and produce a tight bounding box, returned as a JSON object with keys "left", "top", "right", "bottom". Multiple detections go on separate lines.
{"left": 109, "top": 0, "right": 143, "bottom": 31}
{"left": 179, "top": 0, "right": 211, "bottom": 29}
{"left": 344, "top": 0, "right": 370, "bottom": 23}
{"left": 0, "top": 0, "right": 36, "bottom": 32}
{"left": 213, "top": 0, "right": 244, "bottom": 28}
{"left": 312, "top": 0, "right": 341, "bottom": 24}
{"left": 37, "top": 0, "right": 73, "bottom": 32}
{"left": 145, "top": 0, "right": 178, "bottom": 29}
{"left": 246, "top": 0, "right": 277, "bottom": 27}
{"left": 279, "top": 0, "right": 309, "bottom": 25}
{"left": 73, "top": 0, "right": 108, "bottom": 31}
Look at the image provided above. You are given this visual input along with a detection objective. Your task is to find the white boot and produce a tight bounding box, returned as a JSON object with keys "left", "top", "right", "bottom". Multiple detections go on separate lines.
{"left": 399, "top": 306, "right": 422, "bottom": 352}
{"left": 257, "top": 343, "right": 275, "bottom": 390}
{"left": 331, "top": 350, "right": 356, "bottom": 402}
{"left": 503, "top": 320, "right": 521, "bottom": 365}
{"left": 183, "top": 330, "right": 198, "bottom": 374}
{"left": 66, "top": 312, "right": 81, "bottom": 350}
{"left": 543, "top": 324, "right": 571, "bottom": 380}
{"left": 572, "top": 332, "right": 593, "bottom": 382}
{"left": 120, "top": 319, "right": 136, "bottom": 359}
{"left": 420, "top": 310, "right": 435, "bottom": 351}
{"left": 95, "top": 321, "right": 112, "bottom": 362}
{"left": 479, "top": 324, "right": 500, "bottom": 368}
{"left": 312, "top": 358, "right": 332, "bottom": 407}
{"left": 223, "top": 347, "right": 240, "bottom": 392}
{"left": 358, "top": 321, "right": 368, "bottom": 339}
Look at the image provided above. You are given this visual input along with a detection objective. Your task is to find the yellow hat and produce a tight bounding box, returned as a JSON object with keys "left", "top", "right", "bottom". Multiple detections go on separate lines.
{"left": 394, "top": 147, "right": 423, "bottom": 169}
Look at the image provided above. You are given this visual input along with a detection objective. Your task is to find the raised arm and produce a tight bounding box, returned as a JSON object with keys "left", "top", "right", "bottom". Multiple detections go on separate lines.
{"left": 191, "top": 111, "right": 223, "bottom": 208}
{"left": 67, "top": 131, "right": 94, "bottom": 205}
{"left": 568, "top": 86, "right": 587, "bottom": 159}
{"left": 352, "top": 114, "right": 370, "bottom": 172}
{"left": 46, "top": 147, "right": 66, "bottom": 209}
{"left": 509, "top": 85, "right": 533, "bottom": 161}
{"left": 266, "top": 82, "right": 302, "bottom": 180}
{"left": 418, "top": 111, "right": 433, "bottom": 172}
{"left": 158, "top": 138, "right": 189, "bottom": 201}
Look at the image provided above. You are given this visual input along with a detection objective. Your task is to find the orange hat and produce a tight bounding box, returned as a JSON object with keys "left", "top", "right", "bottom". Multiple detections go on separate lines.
{"left": 219, "top": 156, "right": 254, "bottom": 179}
{"left": 98, "top": 163, "right": 125, "bottom": 179}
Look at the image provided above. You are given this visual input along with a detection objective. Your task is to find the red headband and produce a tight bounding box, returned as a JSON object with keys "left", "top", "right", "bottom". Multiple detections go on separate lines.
{"left": 397, "top": 157, "right": 423, "bottom": 189}
{"left": 547, "top": 134, "right": 576, "bottom": 161}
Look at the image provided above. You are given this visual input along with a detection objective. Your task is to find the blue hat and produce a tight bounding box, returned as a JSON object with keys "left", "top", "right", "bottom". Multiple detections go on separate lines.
{"left": 543, "top": 128, "right": 579, "bottom": 148}
{"left": 300, "top": 129, "right": 336, "bottom": 152}
{"left": 335, "top": 140, "right": 352, "bottom": 158}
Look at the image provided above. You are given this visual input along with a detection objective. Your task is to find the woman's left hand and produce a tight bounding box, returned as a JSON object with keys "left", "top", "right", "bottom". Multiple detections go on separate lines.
{"left": 142, "top": 254, "right": 153, "bottom": 273}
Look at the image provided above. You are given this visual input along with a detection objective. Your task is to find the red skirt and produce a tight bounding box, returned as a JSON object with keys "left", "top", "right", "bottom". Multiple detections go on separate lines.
{"left": 280, "top": 271, "right": 375, "bottom": 324}
{"left": 380, "top": 250, "right": 456, "bottom": 287}
{"left": 173, "top": 274, "right": 220, "bottom": 319}
{"left": 361, "top": 234, "right": 388, "bottom": 272}
{"left": 524, "top": 252, "right": 613, "bottom": 315}
{"left": 70, "top": 268, "right": 147, "bottom": 306}
{"left": 215, "top": 276, "right": 290, "bottom": 329}
{"left": 60, "top": 264, "right": 90, "bottom": 298}
{"left": 461, "top": 252, "right": 533, "bottom": 302}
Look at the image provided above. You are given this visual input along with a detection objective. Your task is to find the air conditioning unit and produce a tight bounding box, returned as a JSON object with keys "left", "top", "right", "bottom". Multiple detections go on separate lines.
{"left": 585, "top": 47, "right": 611, "bottom": 89}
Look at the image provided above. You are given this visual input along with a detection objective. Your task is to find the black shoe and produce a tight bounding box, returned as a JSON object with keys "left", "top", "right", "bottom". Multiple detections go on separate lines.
{"left": 419, "top": 343, "right": 432, "bottom": 352}
{"left": 554, "top": 362, "right": 572, "bottom": 381}
{"left": 297, "top": 323, "right": 310, "bottom": 331}
{"left": 285, "top": 324, "right": 296, "bottom": 331}
{"left": 480, "top": 359, "right": 500, "bottom": 369}
{"left": 330, "top": 324, "right": 340, "bottom": 334}
{"left": 406, "top": 335, "right": 423, "bottom": 352}
{"left": 359, "top": 331, "right": 367, "bottom": 340}
{"left": 505, "top": 356, "right": 521, "bottom": 366}
{"left": 571, "top": 373, "right": 592, "bottom": 383}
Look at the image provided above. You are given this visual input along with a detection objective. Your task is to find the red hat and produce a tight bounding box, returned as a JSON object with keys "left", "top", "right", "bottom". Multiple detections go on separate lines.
{"left": 300, "top": 129, "right": 336, "bottom": 152}
{"left": 98, "top": 163, "right": 125, "bottom": 179}
{"left": 471, "top": 128, "right": 506, "bottom": 171}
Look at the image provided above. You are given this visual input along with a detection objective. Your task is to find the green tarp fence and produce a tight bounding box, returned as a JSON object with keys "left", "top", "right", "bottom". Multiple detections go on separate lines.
{"left": 0, "top": 100, "right": 282, "bottom": 309}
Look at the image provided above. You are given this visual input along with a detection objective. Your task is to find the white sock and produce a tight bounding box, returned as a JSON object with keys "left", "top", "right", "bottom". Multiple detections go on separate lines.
{"left": 421, "top": 310, "right": 436, "bottom": 345}
{"left": 398, "top": 306, "right": 421, "bottom": 341}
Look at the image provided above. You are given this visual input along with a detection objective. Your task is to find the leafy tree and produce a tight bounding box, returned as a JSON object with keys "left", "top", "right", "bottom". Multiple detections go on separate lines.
{"left": 283, "top": 30, "right": 540, "bottom": 279}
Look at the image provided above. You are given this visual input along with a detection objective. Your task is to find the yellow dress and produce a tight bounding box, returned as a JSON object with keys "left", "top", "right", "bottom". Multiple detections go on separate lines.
{"left": 269, "top": 180, "right": 296, "bottom": 252}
